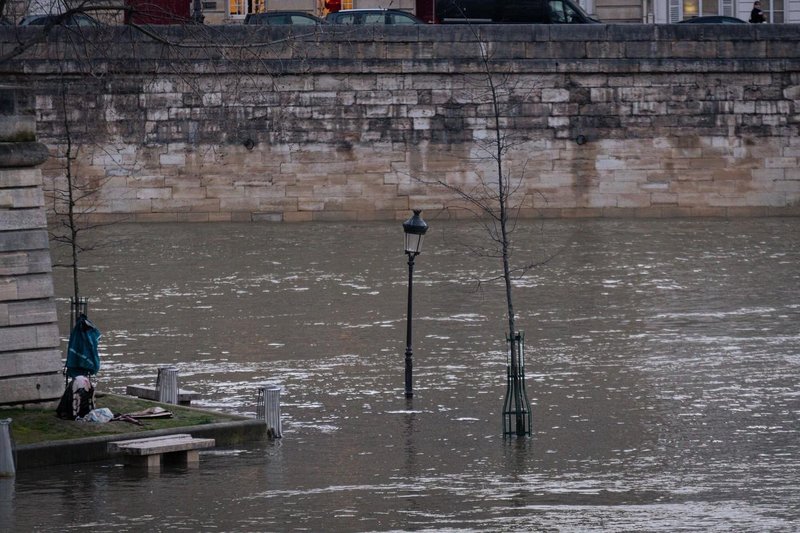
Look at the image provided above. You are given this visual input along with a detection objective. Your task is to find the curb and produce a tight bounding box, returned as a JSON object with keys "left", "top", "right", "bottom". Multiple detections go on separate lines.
{"left": 15, "top": 418, "right": 268, "bottom": 470}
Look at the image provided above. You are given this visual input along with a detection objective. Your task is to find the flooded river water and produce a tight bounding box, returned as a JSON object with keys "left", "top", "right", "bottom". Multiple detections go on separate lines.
{"left": 4, "top": 218, "right": 800, "bottom": 531}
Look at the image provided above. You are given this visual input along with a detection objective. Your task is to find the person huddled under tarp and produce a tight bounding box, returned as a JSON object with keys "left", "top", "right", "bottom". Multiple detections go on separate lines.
{"left": 56, "top": 314, "right": 101, "bottom": 420}
{"left": 56, "top": 375, "right": 95, "bottom": 420}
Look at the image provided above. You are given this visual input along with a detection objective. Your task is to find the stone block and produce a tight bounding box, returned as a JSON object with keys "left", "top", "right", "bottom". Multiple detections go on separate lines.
{"left": 4, "top": 299, "right": 57, "bottom": 326}
{"left": 0, "top": 349, "right": 62, "bottom": 376}
{"left": 151, "top": 199, "right": 220, "bottom": 213}
{"left": 208, "top": 212, "right": 233, "bottom": 222}
{"left": 0, "top": 323, "right": 60, "bottom": 351}
{"left": 219, "top": 197, "right": 260, "bottom": 211}
{"left": 169, "top": 185, "right": 206, "bottom": 200}
{"left": 206, "top": 186, "right": 245, "bottom": 199}
{"left": 159, "top": 153, "right": 186, "bottom": 166}
{"left": 765, "top": 157, "right": 798, "bottom": 169}
{"left": 251, "top": 212, "right": 283, "bottom": 222}
{"left": 135, "top": 187, "right": 172, "bottom": 200}
{"left": 616, "top": 193, "right": 651, "bottom": 208}
{"left": 650, "top": 192, "right": 679, "bottom": 205}
{"left": 298, "top": 199, "right": 324, "bottom": 211}
{"left": 257, "top": 197, "right": 298, "bottom": 211}
{"left": 0, "top": 373, "right": 64, "bottom": 404}
{"left": 0, "top": 250, "right": 52, "bottom": 276}
{"left": 0, "top": 209, "right": 46, "bottom": 232}
{"left": 0, "top": 273, "right": 54, "bottom": 302}
{"left": 0, "top": 187, "right": 44, "bottom": 209}
{"left": 282, "top": 211, "right": 313, "bottom": 222}
{"left": 0, "top": 168, "right": 42, "bottom": 188}
{"left": 542, "top": 89, "right": 571, "bottom": 103}
{"left": 0, "top": 230, "right": 48, "bottom": 253}
{"left": 595, "top": 158, "right": 626, "bottom": 171}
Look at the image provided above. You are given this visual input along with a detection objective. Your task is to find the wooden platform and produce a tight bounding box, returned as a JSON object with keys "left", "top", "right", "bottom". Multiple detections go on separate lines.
{"left": 108, "top": 434, "right": 215, "bottom": 468}
{"left": 125, "top": 384, "right": 200, "bottom": 405}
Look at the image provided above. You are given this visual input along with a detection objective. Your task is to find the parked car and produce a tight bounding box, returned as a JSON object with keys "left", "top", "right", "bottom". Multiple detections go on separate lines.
{"left": 126, "top": 0, "right": 191, "bottom": 24}
{"left": 18, "top": 13, "right": 101, "bottom": 26}
{"left": 678, "top": 15, "right": 746, "bottom": 23}
{"left": 245, "top": 11, "right": 326, "bottom": 25}
{"left": 325, "top": 9, "right": 426, "bottom": 25}
{"left": 434, "top": 0, "right": 601, "bottom": 24}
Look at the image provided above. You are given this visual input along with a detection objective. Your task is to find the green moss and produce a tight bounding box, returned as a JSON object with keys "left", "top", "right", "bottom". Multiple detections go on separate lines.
{"left": 2, "top": 394, "right": 241, "bottom": 446}
{"left": 0, "top": 132, "right": 36, "bottom": 143}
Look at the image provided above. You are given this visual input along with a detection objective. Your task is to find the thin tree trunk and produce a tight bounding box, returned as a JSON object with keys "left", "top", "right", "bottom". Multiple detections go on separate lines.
{"left": 61, "top": 87, "right": 80, "bottom": 305}
{"left": 484, "top": 45, "right": 524, "bottom": 435}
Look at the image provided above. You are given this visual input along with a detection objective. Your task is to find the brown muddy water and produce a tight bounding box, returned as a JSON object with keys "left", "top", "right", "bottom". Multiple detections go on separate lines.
{"left": 3, "top": 218, "right": 800, "bottom": 531}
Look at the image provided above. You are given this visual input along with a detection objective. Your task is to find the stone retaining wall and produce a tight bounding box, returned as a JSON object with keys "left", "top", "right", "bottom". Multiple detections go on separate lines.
{"left": 1, "top": 24, "right": 799, "bottom": 222}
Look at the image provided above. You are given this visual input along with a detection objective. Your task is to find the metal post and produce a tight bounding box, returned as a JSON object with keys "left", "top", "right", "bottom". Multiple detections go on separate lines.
{"left": 502, "top": 332, "right": 533, "bottom": 437}
{"left": 256, "top": 384, "right": 282, "bottom": 439}
{"left": 157, "top": 366, "right": 179, "bottom": 404}
{"left": 0, "top": 419, "right": 15, "bottom": 477}
{"left": 70, "top": 297, "right": 88, "bottom": 327}
{"left": 404, "top": 252, "right": 416, "bottom": 398}
{"left": 402, "top": 209, "right": 427, "bottom": 399}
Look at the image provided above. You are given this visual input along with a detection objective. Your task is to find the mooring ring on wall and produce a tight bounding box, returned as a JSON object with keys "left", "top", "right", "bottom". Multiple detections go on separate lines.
{"left": 575, "top": 135, "right": 587, "bottom": 146}
{"left": 243, "top": 138, "right": 255, "bottom": 150}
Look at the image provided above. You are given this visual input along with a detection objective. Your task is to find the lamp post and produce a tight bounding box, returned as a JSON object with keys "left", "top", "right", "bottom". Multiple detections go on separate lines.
{"left": 402, "top": 209, "right": 428, "bottom": 398}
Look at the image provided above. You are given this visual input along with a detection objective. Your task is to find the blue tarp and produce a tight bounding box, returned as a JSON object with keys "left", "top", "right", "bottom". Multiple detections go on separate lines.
{"left": 65, "top": 314, "right": 101, "bottom": 378}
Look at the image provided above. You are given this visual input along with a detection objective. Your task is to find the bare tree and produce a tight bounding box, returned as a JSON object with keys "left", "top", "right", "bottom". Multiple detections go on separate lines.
{"left": 5, "top": 14, "right": 330, "bottom": 322}
{"left": 47, "top": 82, "right": 114, "bottom": 321}
{"left": 417, "top": 26, "right": 555, "bottom": 437}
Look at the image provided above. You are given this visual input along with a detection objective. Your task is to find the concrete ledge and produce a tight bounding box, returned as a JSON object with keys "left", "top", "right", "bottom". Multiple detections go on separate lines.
{"left": 14, "top": 418, "right": 267, "bottom": 470}
{"left": 0, "top": 142, "right": 49, "bottom": 168}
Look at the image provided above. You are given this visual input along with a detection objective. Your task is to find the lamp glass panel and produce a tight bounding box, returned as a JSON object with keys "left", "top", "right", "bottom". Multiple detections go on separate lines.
{"left": 405, "top": 233, "right": 423, "bottom": 254}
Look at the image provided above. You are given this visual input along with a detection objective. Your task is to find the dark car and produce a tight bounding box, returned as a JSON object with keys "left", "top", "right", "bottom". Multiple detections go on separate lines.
{"left": 325, "top": 9, "right": 426, "bottom": 24}
{"left": 678, "top": 15, "right": 746, "bottom": 23}
{"left": 18, "top": 13, "right": 101, "bottom": 26}
{"left": 244, "top": 11, "right": 326, "bottom": 25}
{"left": 434, "top": 0, "right": 601, "bottom": 24}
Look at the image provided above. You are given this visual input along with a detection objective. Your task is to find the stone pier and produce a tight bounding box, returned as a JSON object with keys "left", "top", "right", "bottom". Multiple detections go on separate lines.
{"left": 0, "top": 85, "right": 63, "bottom": 406}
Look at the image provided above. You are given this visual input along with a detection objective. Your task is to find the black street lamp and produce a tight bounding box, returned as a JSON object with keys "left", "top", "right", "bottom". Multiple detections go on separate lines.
{"left": 402, "top": 209, "right": 428, "bottom": 398}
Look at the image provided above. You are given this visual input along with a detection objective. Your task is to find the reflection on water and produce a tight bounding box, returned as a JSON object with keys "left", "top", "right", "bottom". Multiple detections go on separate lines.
{"left": 6, "top": 218, "right": 800, "bottom": 531}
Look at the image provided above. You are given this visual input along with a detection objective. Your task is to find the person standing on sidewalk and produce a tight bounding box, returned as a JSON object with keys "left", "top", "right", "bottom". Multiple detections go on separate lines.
{"left": 750, "top": 1, "right": 766, "bottom": 23}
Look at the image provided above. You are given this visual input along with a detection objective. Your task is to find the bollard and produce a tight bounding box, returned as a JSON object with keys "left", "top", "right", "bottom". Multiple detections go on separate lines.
{"left": 256, "top": 385, "right": 282, "bottom": 439}
{"left": 156, "top": 366, "right": 179, "bottom": 404}
{"left": 0, "top": 419, "right": 15, "bottom": 477}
